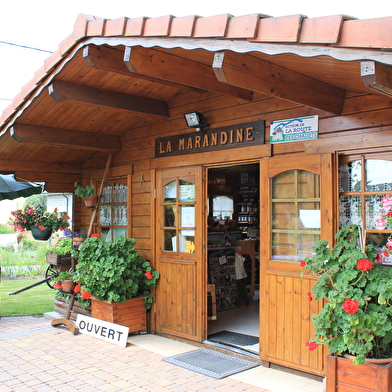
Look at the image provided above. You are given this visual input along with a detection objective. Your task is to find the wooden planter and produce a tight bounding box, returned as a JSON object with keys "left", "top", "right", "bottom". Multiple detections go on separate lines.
{"left": 326, "top": 355, "right": 392, "bottom": 391}
{"left": 91, "top": 296, "right": 147, "bottom": 333}
{"left": 46, "top": 253, "right": 72, "bottom": 266}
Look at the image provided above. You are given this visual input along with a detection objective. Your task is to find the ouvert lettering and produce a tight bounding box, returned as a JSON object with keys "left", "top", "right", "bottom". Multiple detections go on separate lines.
{"left": 78, "top": 319, "right": 124, "bottom": 341}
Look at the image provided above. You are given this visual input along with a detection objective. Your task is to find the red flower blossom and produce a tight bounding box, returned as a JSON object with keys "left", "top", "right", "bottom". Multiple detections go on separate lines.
{"left": 300, "top": 260, "right": 306, "bottom": 267}
{"left": 145, "top": 271, "right": 153, "bottom": 280}
{"left": 38, "top": 225, "right": 46, "bottom": 231}
{"left": 342, "top": 298, "right": 359, "bottom": 315}
{"left": 91, "top": 233, "right": 99, "bottom": 238}
{"left": 356, "top": 258, "right": 373, "bottom": 271}
{"left": 306, "top": 341, "right": 318, "bottom": 351}
{"left": 307, "top": 292, "right": 313, "bottom": 301}
{"left": 73, "top": 284, "right": 81, "bottom": 294}
{"left": 81, "top": 290, "right": 92, "bottom": 299}
{"left": 54, "top": 282, "right": 62, "bottom": 290}
{"left": 62, "top": 214, "right": 70, "bottom": 220}
{"left": 384, "top": 251, "right": 390, "bottom": 257}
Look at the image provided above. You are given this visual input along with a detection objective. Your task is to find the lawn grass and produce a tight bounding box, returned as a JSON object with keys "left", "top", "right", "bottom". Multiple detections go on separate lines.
{"left": 0, "top": 278, "right": 55, "bottom": 316}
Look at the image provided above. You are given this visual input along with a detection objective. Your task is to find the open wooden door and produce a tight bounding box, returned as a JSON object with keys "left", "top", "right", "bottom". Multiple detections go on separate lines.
{"left": 259, "top": 154, "right": 334, "bottom": 376}
{"left": 154, "top": 166, "right": 206, "bottom": 341}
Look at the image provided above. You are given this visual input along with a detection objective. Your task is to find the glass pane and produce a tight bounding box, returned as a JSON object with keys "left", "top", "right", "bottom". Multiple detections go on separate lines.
{"left": 272, "top": 232, "right": 295, "bottom": 260}
{"left": 366, "top": 160, "right": 392, "bottom": 192}
{"left": 180, "top": 205, "right": 195, "bottom": 227}
{"left": 339, "top": 160, "right": 362, "bottom": 192}
{"left": 114, "top": 183, "right": 127, "bottom": 202}
{"left": 179, "top": 180, "right": 195, "bottom": 202}
{"left": 100, "top": 204, "right": 111, "bottom": 225}
{"left": 339, "top": 195, "right": 362, "bottom": 227}
{"left": 114, "top": 205, "right": 127, "bottom": 225}
{"left": 297, "top": 233, "right": 319, "bottom": 260}
{"left": 164, "top": 230, "right": 176, "bottom": 251}
{"left": 164, "top": 181, "right": 176, "bottom": 203}
{"left": 298, "top": 171, "right": 320, "bottom": 198}
{"left": 272, "top": 202, "right": 296, "bottom": 230}
{"left": 164, "top": 205, "right": 176, "bottom": 227}
{"left": 102, "top": 184, "right": 112, "bottom": 203}
{"left": 114, "top": 227, "right": 126, "bottom": 239}
{"left": 299, "top": 202, "right": 320, "bottom": 229}
{"left": 180, "top": 230, "right": 195, "bottom": 253}
{"left": 272, "top": 170, "right": 295, "bottom": 199}
{"left": 366, "top": 194, "right": 384, "bottom": 229}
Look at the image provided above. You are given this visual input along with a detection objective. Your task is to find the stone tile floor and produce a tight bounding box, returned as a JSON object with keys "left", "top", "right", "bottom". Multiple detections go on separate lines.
{"left": 0, "top": 316, "right": 324, "bottom": 391}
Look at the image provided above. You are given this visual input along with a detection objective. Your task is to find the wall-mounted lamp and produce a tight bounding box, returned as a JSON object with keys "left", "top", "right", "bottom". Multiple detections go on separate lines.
{"left": 184, "top": 112, "right": 207, "bottom": 132}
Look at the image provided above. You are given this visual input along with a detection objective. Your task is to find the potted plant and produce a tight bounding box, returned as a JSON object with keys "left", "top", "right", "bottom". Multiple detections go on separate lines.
{"left": 51, "top": 270, "right": 75, "bottom": 292}
{"left": 63, "top": 228, "right": 88, "bottom": 249}
{"left": 11, "top": 205, "right": 70, "bottom": 240}
{"left": 71, "top": 234, "right": 159, "bottom": 332}
{"left": 74, "top": 182, "right": 97, "bottom": 208}
{"left": 302, "top": 224, "right": 392, "bottom": 391}
{"left": 46, "top": 237, "right": 73, "bottom": 267}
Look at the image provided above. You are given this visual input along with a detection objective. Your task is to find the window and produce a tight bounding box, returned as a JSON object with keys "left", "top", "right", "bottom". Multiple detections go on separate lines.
{"left": 271, "top": 169, "right": 320, "bottom": 262}
{"left": 99, "top": 180, "right": 128, "bottom": 240}
{"left": 212, "top": 195, "right": 234, "bottom": 220}
{"left": 339, "top": 157, "right": 392, "bottom": 257}
{"left": 162, "top": 179, "right": 196, "bottom": 253}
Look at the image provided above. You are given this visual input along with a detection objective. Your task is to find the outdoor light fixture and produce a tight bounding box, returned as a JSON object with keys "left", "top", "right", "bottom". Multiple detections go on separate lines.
{"left": 184, "top": 112, "right": 206, "bottom": 131}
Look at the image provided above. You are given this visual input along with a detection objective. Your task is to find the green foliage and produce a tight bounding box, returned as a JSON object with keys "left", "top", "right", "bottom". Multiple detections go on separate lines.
{"left": 47, "top": 237, "right": 72, "bottom": 255}
{"left": 74, "top": 183, "right": 95, "bottom": 198}
{"left": 304, "top": 225, "right": 392, "bottom": 365}
{"left": 51, "top": 270, "right": 74, "bottom": 284}
{"left": 72, "top": 236, "right": 159, "bottom": 308}
{"left": 0, "top": 224, "right": 14, "bottom": 234}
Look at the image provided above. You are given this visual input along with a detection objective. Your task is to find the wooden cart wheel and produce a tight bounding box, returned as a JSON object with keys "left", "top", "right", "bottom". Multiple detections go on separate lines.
{"left": 45, "top": 265, "right": 58, "bottom": 289}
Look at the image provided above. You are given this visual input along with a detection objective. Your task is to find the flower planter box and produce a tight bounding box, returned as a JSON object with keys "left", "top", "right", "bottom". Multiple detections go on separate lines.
{"left": 46, "top": 253, "right": 73, "bottom": 267}
{"left": 326, "top": 355, "right": 392, "bottom": 392}
{"left": 91, "top": 296, "right": 147, "bottom": 333}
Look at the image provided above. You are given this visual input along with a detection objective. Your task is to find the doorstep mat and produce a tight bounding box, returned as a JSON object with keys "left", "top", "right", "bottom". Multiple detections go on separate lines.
{"left": 208, "top": 330, "right": 259, "bottom": 347}
{"left": 162, "top": 349, "right": 258, "bottom": 379}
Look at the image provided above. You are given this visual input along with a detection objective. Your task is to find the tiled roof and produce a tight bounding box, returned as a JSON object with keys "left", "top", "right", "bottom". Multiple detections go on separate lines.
{"left": 2, "top": 12, "right": 392, "bottom": 125}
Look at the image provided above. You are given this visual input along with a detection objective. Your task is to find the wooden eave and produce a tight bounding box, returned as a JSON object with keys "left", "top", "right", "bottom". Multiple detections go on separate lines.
{"left": 2, "top": 13, "right": 392, "bottom": 190}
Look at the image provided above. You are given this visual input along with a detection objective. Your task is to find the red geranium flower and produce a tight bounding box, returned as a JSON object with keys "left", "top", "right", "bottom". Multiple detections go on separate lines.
{"left": 342, "top": 298, "right": 359, "bottom": 315}
{"left": 54, "top": 282, "right": 62, "bottom": 290}
{"left": 91, "top": 233, "right": 99, "bottom": 238}
{"left": 306, "top": 341, "right": 318, "bottom": 351}
{"left": 356, "top": 258, "right": 373, "bottom": 271}
{"left": 73, "top": 284, "right": 81, "bottom": 294}
{"left": 81, "top": 290, "right": 92, "bottom": 299}
{"left": 300, "top": 260, "right": 306, "bottom": 267}
{"left": 307, "top": 292, "right": 313, "bottom": 301}
{"left": 145, "top": 271, "right": 153, "bottom": 280}
{"left": 38, "top": 225, "right": 46, "bottom": 231}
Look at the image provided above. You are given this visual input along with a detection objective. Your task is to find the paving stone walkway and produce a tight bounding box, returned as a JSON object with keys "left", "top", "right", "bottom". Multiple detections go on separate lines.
{"left": 0, "top": 316, "right": 323, "bottom": 391}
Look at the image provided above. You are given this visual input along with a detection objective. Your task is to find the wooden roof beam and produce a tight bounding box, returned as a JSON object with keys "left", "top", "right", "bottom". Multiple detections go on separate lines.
{"left": 212, "top": 51, "right": 345, "bottom": 115}
{"left": 123, "top": 46, "right": 254, "bottom": 101}
{"left": 361, "top": 61, "right": 392, "bottom": 98}
{"left": 10, "top": 124, "right": 121, "bottom": 152}
{"left": 48, "top": 80, "right": 169, "bottom": 119}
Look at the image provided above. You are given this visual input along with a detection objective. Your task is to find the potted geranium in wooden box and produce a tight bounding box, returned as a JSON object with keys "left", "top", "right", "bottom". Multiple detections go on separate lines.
{"left": 72, "top": 234, "right": 159, "bottom": 332}
{"left": 46, "top": 237, "right": 73, "bottom": 267}
{"left": 302, "top": 225, "right": 392, "bottom": 392}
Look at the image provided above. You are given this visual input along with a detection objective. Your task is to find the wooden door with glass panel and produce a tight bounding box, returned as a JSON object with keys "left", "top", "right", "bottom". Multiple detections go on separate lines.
{"left": 259, "top": 155, "right": 333, "bottom": 376}
{"left": 154, "top": 166, "right": 205, "bottom": 341}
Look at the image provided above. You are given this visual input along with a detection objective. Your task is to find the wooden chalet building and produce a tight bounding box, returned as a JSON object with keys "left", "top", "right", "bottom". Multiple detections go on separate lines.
{"left": 2, "top": 12, "right": 392, "bottom": 377}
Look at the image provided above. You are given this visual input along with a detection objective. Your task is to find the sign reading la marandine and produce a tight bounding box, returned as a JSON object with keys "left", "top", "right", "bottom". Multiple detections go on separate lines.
{"left": 155, "top": 121, "right": 265, "bottom": 157}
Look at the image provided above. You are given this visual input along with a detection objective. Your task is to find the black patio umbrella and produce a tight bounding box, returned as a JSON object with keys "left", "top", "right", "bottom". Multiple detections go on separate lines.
{"left": 0, "top": 174, "right": 44, "bottom": 201}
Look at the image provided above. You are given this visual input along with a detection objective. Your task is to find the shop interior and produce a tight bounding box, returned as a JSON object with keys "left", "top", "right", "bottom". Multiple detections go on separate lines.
{"left": 206, "top": 163, "right": 260, "bottom": 356}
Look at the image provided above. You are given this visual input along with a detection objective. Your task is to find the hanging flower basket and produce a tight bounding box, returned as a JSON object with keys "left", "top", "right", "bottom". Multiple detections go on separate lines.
{"left": 31, "top": 226, "right": 52, "bottom": 241}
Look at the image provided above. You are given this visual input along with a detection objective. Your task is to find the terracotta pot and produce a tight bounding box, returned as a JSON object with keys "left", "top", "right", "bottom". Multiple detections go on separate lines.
{"left": 62, "top": 280, "right": 74, "bottom": 293}
{"left": 83, "top": 195, "right": 98, "bottom": 208}
{"left": 344, "top": 353, "right": 392, "bottom": 364}
{"left": 72, "top": 237, "right": 85, "bottom": 250}
{"left": 31, "top": 226, "right": 52, "bottom": 241}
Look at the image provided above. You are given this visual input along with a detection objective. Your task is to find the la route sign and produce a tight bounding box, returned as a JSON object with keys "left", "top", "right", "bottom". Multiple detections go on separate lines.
{"left": 270, "top": 116, "right": 318, "bottom": 144}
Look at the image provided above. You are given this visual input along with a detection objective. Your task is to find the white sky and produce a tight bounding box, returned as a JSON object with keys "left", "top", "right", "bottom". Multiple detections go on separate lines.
{"left": 1, "top": 0, "right": 392, "bottom": 113}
